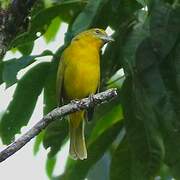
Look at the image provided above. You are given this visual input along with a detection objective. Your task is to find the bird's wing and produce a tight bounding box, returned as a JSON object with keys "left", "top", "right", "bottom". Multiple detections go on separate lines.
{"left": 56, "top": 56, "right": 65, "bottom": 106}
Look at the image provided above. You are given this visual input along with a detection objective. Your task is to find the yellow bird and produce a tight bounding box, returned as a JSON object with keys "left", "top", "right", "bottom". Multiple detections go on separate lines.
{"left": 56, "top": 28, "right": 114, "bottom": 160}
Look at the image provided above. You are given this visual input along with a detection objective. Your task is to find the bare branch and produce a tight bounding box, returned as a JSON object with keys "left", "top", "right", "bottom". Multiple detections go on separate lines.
{"left": 0, "top": 0, "right": 38, "bottom": 58}
{"left": 0, "top": 88, "right": 117, "bottom": 163}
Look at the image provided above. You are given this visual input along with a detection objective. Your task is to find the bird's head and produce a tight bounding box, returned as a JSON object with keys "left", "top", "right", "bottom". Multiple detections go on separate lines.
{"left": 72, "top": 28, "right": 114, "bottom": 49}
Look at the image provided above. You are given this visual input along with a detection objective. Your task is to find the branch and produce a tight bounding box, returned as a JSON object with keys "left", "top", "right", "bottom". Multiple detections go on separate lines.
{"left": 0, "top": 0, "right": 38, "bottom": 58}
{"left": 0, "top": 88, "right": 117, "bottom": 163}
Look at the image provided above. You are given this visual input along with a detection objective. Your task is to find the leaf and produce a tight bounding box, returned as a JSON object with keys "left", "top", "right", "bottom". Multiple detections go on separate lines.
{"left": 174, "top": 43, "right": 180, "bottom": 95}
{"left": 2, "top": 50, "right": 53, "bottom": 87}
{"left": 89, "top": 95, "right": 123, "bottom": 142}
{"left": 134, "top": 4, "right": 180, "bottom": 176}
{"left": 87, "top": 153, "right": 110, "bottom": 180}
{"left": 3, "top": 56, "right": 35, "bottom": 88}
{"left": 60, "top": 121, "right": 123, "bottom": 180}
{"left": 126, "top": 36, "right": 180, "bottom": 179}
{"left": 30, "top": 1, "right": 45, "bottom": 17}
{"left": 69, "top": 0, "right": 108, "bottom": 37}
{"left": 34, "top": 62, "right": 62, "bottom": 157}
{"left": 46, "top": 156, "right": 57, "bottom": 178}
{"left": 43, "top": 59, "right": 59, "bottom": 115}
{"left": 18, "top": 41, "right": 34, "bottom": 55}
{"left": 111, "top": 137, "right": 164, "bottom": 180}
{"left": 121, "top": 24, "right": 165, "bottom": 177}
{"left": 158, "top": 164, "right": 173, "bottom": 180}
{"left": 43, "top": 59, "right": 68, "bottom": 157}
{"left": 150, "top": 2, "right": 180, "bottom": 58}
{"left": 144, "top": 50, "right": 180, "bottom": 179}
{"left": 11, "top": 1, "right": 85, "bottom": 48}
{"left": 122, "top": 20, "right": 149, "bottom": 73}
{"left": 158, "top": 42, "right": 180, "bottom": 179}
{"left": 108, "top": 0, "right": 142, "bottom": 30}
{"left": 136, "top": 0, "right": 147, "bottom": 6}
{"left": 92, "top": 0, "right": 141, "bottom": 30}
{"left": 54, "top": 0, "right": 87, "bottom": 23}
{"left": 43, "top": 119, "right": 68, "bottom": 158}
{"left": 33, "top": 131, "right": 44, "bottom": 155}
{"left": 0, "top": 62, "right": 50, "bottom": 144}
{"left": 44, "top": 17, "right": 61, "bottom": 43}
{"left": 106, "top": 69, "right": 125, "bottom": 89}
{"left": 101, "top": 22, "right": 132, "bottom": 86}
{"left": 121, "top": 76, "right": 164, "bottom": 179}
{"left": 110, "top": 139, "right": 136, "bottom": 180}
{"left": 0, "top": 61, "right": 4, "bottom": 85}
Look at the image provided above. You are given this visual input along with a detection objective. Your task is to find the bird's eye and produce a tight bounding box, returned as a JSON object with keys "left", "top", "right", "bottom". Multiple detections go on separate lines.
{"left": 95, "top": 29, "right": 101, "bottom": 34}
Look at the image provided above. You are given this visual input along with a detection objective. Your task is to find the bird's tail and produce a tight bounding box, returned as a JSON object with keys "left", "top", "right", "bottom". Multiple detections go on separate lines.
{"left": 69, "top": 111, "right": 87, "bottom": 160}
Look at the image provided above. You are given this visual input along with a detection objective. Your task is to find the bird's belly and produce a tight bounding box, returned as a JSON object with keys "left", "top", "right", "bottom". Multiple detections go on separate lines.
{"left": 64, "top": 62, "right": 100, "bottom": 100}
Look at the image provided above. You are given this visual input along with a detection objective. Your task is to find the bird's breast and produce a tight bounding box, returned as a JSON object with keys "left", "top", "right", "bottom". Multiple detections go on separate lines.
{"left": 64, "top": 60, "right": 100, "bottom": 100}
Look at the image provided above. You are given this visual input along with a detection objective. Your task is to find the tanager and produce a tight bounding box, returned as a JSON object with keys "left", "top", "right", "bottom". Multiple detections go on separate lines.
{"left": 56, "top": 28, "right": 114, "bottom": 160}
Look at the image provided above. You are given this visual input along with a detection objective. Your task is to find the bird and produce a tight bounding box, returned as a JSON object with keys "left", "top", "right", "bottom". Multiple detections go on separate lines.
{"left": 56, "top": 28, "right": 114, "bottom": 160}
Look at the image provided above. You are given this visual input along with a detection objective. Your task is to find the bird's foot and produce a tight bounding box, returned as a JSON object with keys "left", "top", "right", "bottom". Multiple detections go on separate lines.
{"left": 88, "top": 93, "right": 95, "bottom": 106}
{"left": 70, "top": 99, "right": 79, "bottom": 104}
{"left": 86, "top": 94, "right": 95, "bottom": 122}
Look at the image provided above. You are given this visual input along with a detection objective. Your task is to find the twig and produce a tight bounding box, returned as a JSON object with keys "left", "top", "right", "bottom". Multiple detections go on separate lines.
{"left": 0, "top": 88, "right": 117, "bottom": 163}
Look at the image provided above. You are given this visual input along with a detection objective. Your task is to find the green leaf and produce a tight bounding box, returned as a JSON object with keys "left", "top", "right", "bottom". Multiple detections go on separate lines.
{"left": 136, "top": 0, "right": 148, "bottom": 6}
{"left": 69, "top": 0, "right": 108, "bottom": 37}
{"left": 109, "top": 0, "right": 141, "bottom": 30}
{"left": 121, "top": 76, "right": 164, "bottom": 179}
{"left": 61, "top": 121, "right": 123, "bottom": 180}
{"left": 43, "top": 60, "right": 68, "bottom": 157}
{"left": 33, "top": 60, "right": 61, "bottom": 157}
{"left": 46, "top": 156, "right": 57, "bottom": 178}
{"left": 139, "top": 47, "right": 180, "bottom": 179}
{"left": 33, "top": 131, "right": 44, "bottom": 155}
{"left": 0, "top": 0, "right": 10, "bottom": 9}
{"left": 101, "top": 22, "right": 132, "bottom": 85}
{"left": 111, "top": 137, "right": 164, "bottom": 180}
{"left": 54, "top": 0, "right": 87, "bottom": 23}
{"left": 158, "top": 42, "right": 180, "bottom": 179}
{"left": 126, "top": 36, "right": 180, "bottom": 179}
{"left": 11, "top": 1, "right": 85, "bottom": 48}
{"left": 174, "top": 43, "right": 180, "bottom": 95}
{"left": 3, "top": 56, "right": 35, "bottom": 88}
{"left": 30, "top": 1, "right": 45, "bottom": 17}
{"left": 43, "top": 59, "right": 59, "bottom": 115}
{"left": 2, "top": 50, "right": 53, "bottom": 88}
{"left": 122, "top": 20, "right": 149, "bottom": 73}
{"left": 158, "top": 164, "right": 173, "bottom": 180}
{"left": 0, "top": 61, "right": 4, "bottom": 85}
{"left": 43, "top": 119, "right": 68, "bottom": 158}
{"left": 18, "top": 42, "right": 34, "bottom": 55}
{"left": 121, "top": 23, "right": 165, "bottom": 177}
{"left": 90, "top": 95, "right": 123, "bottom": 142}
{"left": 150, "top": 2, "right": 180, "bottom": 58}
{"left": 110, "top": 138, "right": 144, "bottom": 180}
{"left": 0, "top": 62, "right": 50, "bottom": 144}
{"left": 44, "top": 17, "right": 61, "bottom": 43}
{"left": 106, "top": 69, "right": 125, "bottom": 89}
{"left": 87, "top": 153, "right": 110, "bottom": 180}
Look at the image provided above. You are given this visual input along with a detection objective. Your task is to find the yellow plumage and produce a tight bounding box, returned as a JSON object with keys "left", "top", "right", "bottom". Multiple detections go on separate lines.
{"left": 56, "top": 28, "right": 114, "bottom": 160}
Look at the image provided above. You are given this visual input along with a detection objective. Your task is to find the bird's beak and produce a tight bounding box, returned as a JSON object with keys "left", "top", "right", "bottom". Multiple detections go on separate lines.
{"left": 100, "top": 35, "right": 114, "bottom": 43}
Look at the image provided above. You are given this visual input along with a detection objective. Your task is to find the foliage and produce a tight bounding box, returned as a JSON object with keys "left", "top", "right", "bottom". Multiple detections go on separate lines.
{"left": 0, "top": 0, "right": 180, "bottom": 179}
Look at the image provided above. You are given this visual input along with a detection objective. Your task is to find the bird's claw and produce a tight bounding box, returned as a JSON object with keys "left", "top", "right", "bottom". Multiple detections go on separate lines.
{"left": 88, "top": 94, "right": 95, "bottom": 107}
{"left": 70, "top": 99, "right": 79, "bottom": 104}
